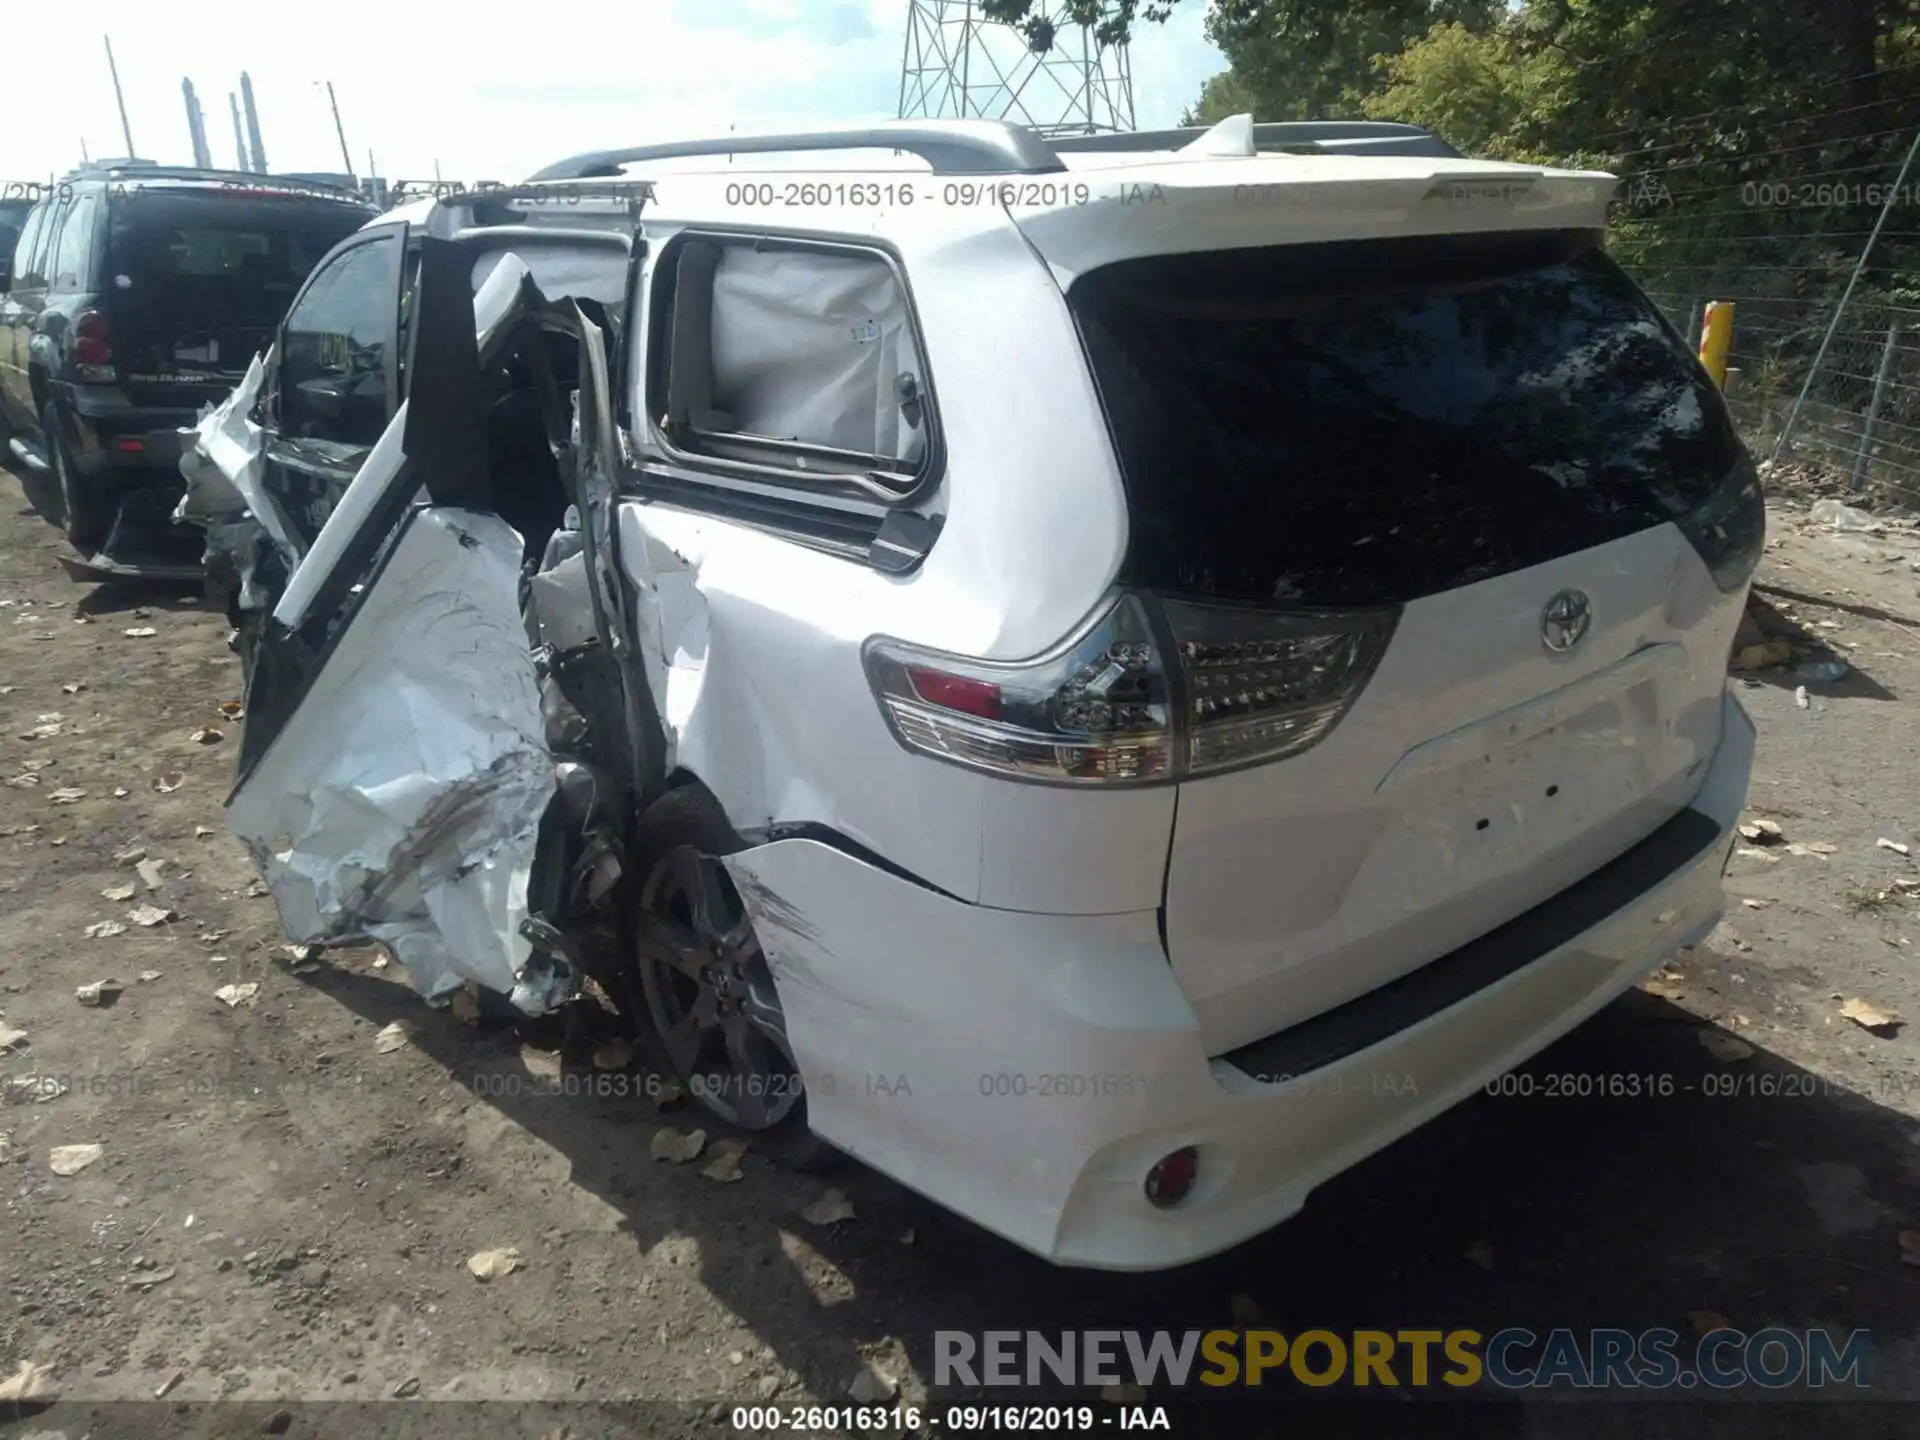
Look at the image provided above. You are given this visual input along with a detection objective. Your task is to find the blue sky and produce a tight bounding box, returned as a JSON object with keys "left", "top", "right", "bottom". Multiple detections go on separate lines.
{"left": 1, "top": 0, "right": 1226, "bottom": 184}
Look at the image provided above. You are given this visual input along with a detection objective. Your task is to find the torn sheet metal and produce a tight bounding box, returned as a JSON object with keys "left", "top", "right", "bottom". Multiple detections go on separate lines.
{"left": 175, "top": 347, "right": 301, "bottom": 621}
{"left": 225, "top": 508, "right": 557, "bottom": 1003}
{"left": 174, "top": 346, "right": 299, "bottom": 568}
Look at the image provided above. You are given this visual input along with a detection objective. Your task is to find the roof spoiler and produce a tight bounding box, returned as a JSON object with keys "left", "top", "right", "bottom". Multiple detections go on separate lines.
{"left": 1055, "top": 117, "right": 1461, "bottom": 160}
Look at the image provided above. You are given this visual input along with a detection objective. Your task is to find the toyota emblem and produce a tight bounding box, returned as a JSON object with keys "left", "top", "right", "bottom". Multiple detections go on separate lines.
{"left": 1541, "top": 589, "right": 1592, "bottom": 652}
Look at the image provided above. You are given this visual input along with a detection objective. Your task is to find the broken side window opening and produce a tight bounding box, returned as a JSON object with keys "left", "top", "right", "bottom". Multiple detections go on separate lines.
{"left": 216, "top": 238, "right": 648, "bottom": 1019}
{"left": 644, "top": 232, "right": 942, "bottom": 505}
{"left": 181, "top": 229, "right": 628, "bottom": 667}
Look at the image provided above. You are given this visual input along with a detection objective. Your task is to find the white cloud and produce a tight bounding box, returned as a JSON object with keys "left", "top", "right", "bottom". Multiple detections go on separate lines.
{"left": 1, "top": 0, "right": 1223, "bottom": 185}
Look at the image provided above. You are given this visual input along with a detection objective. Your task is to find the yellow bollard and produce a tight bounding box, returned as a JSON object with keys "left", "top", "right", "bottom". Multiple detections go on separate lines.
{"left": 1697, "top": 301, "right": 1734, "bottom": 389}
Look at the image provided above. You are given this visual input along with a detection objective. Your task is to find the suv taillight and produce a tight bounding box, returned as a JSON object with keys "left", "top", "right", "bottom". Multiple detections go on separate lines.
{"left": 864, "top": 593, "right": 1396, "bottom": 784}
{"left": 73, "top": 310, "right": 112, "bottom": 367}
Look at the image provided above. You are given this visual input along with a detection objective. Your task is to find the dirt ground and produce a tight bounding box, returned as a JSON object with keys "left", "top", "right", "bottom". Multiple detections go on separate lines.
{"left": 3, "top": 459, "right": 1920, "bottom": 1439}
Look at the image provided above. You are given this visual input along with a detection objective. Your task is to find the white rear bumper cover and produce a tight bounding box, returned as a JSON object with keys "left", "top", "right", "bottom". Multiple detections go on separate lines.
{"left": 725, "top": 690, "right": 1754, "bottom": 1270}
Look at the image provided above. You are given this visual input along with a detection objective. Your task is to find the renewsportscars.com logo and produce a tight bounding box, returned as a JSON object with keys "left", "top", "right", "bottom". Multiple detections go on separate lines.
{"left": 935, "top": 1327, "right": 1872, "bottom": 1391}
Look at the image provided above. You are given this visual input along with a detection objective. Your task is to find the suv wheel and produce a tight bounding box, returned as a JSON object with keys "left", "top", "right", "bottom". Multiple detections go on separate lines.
{"left": 44, "top": 402, "right": 109, "bottom": 554}
{"left": 628, "top": 785, "right": 838, "bottom": 1170}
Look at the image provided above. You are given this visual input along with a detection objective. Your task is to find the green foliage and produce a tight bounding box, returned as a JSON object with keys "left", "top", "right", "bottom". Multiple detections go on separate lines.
{"left": 1170, "top": 0, "right": 1920, "bottom": 430}
{"left": 1200, "top": 0, "right": 1498, "bottom": 122}
{"left": 981, "top": 0, "right": 1169, "bottom": 53}
{"left": 1184, "top": 70, "right": 1263, "bottom": 126}
{"left": 1358, "top": 20, "right": 1551, "bottom": 159}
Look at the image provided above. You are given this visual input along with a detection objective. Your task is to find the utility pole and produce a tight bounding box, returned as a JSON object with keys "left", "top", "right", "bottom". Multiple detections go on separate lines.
{"left": 325, "top": 82, "right": 355, "bottom": 179}
{"left": 104, "top": 35, "right": 136, "bottom": 158}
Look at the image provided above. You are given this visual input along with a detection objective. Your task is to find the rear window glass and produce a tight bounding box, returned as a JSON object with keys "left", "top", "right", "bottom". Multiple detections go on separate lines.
{"left": 1068, "top": 229, "right": 1744, "bottom": 607}
{"left": 107, "top": 193, "right": 367, "bottom": 292}
{"left": 104, "top": 193, "right": 371, "bottom": 377}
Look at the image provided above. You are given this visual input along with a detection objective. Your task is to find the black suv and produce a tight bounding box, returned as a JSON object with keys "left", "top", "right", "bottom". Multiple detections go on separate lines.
{"left": 0, "top": 165, "right": 375, "bottom": 575}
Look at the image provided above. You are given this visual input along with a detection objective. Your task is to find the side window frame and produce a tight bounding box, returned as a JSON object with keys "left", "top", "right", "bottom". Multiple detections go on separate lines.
{"left": 395, "top": 240, "right": 424, "bottom": 400}
{"left": 49, "top": 191, "right": 98, "bottom": 292}
{"left": 271, "top": 224, "right": 406, "bottom": 447}
{"left": 6, "top": 207, "right": 45, "bottom": 291}
{"left": 13, "top": 202, "right": 52, "bottom": 289}
{"left": 638, "top": 227, "right": 944, "bottom": 511}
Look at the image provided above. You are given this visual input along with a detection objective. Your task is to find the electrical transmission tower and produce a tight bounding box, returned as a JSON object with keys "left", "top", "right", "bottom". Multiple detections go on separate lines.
{"left": 898, "top": 2, "right": 1134, "bottom": 138}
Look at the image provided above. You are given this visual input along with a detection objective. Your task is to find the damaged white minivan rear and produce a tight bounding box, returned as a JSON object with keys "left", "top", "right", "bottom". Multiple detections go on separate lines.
{"left": 179, "top": 116, "right": 1762, "bottom": 1270}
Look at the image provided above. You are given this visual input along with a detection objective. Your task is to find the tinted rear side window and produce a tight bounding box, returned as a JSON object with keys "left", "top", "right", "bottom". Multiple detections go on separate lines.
{"left": 1069, "top": 230, "right": 1744, "bottom": 607}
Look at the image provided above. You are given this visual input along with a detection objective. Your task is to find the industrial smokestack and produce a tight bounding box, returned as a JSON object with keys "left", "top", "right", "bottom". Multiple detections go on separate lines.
{"left": 183, "top": 79, "right": 212, "bottom": 169}
{"left": 240, "top": 72, "right": 267, "bottom": 174}
{"left": 230, "top": 92, "right": 250, "bottom": 171}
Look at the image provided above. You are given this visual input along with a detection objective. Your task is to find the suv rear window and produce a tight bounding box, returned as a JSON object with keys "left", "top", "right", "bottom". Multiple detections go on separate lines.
{"left": 107, "top": 192, "right": 363, "bottom": 285}
{"left": 105, "top": 190, "right": 372, "bottom": 379}
{"left": 1069, "top": 229, "right": 1745, "bottom": 607}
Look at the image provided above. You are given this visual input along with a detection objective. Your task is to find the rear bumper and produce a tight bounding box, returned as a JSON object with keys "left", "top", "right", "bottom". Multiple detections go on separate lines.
{"left": 52, "top": 386, "right": 203, "bottom": 577}
{"left": 63, "top": 386, "right": 199, "bottom": 479}
{"left": 726, "top": 688, "right": 1754, "bottom": 1270}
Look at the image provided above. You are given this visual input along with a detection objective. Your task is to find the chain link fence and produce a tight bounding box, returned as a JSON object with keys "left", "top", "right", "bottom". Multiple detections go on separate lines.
{"left": 1579, "top": 73, "right": 1920, "bottom": 510}
{"left": 1642, "top": 289, "right": 1920, "bottom": 503}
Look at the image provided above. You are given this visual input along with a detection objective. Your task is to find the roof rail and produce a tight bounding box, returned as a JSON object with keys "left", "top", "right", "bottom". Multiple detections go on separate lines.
{"left": 529, "top": 119, "right": 1066, "bottom": 180}
{"left": 1051, "top": 121, "right": 1461, "bottom": 160}
{"left": 62, "top": 162, "right": 370, "bottom": 198}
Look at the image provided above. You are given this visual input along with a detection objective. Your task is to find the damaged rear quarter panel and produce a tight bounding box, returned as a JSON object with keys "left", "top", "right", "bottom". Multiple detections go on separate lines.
{"left": 615, "top": 498, "right": 1180, "bottom": 912}
{"left": 616, "top": 501, "right": 988, "bottom": 902}
{"left": 617, "top": 216, "right": 1177, "bottom": 912}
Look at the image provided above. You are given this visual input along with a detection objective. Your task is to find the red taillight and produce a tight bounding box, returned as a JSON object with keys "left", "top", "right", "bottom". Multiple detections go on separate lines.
{"left": 114, "top": 438, "right": 144, "bottom": 453}
{"left": 906, "top": 667, "right": 1002, "bottom": 720}
{"left": 73, "top": 310, "right": 112, "bottom": 367}
{"left": 865, "top": 592, "right": 1397, "bottom": 785}
{"left": 866, "top": 595, "right": 1177, "bottom": 785}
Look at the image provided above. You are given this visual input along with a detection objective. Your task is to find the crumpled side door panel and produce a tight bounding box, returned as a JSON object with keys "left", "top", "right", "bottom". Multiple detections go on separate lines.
{"left": 221, "top": 237, "right": 626, "bottom": 1011}
{"left": 226, "top": 505, "right": 555, "bottom": 999}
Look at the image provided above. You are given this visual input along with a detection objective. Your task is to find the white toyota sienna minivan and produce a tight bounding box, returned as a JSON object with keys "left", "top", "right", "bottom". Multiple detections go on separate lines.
{"left": 180, "top": 115, "right": 1762, "bottom": 1270}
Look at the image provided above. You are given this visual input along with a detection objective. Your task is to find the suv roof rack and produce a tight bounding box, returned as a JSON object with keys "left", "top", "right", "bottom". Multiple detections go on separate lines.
{"left": 1050, "top": 121, "right": 1461, "bottom": 159}
{"left": 528, "top": 119, "right": 1066, "bottom": 180}
{"left": 62, "top": 162, "right": 369, "bottom": 198}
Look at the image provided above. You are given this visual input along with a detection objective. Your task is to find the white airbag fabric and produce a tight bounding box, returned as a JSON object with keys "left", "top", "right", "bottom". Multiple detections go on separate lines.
{"left": 708, "top": 246, "right": 925, "bottom": 463}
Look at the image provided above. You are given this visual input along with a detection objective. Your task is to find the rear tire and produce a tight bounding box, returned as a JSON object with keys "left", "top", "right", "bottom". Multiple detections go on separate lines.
{"left": 45, "top": 401, "right": 109, "bottom": 554}
{"left": 627, "top": 784, "right": 840, "bottom": 1174}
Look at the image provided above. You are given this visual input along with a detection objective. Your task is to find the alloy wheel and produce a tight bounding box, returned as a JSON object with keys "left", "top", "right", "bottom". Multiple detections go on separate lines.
{"left": 634, "top": 844, "right": 802, "bottom": 1130}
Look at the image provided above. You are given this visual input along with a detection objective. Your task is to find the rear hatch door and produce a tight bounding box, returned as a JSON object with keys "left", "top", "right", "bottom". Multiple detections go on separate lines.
{"left": 1052, "top": 215, "right": 1761, "bottom": 1055}
{"left": 105, "top": 188, "right": 373, "bottom": 409}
